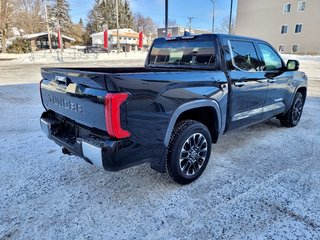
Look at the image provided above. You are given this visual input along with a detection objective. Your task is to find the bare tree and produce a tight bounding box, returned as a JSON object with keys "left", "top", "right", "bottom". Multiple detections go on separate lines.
{"left": 69, "top": 22, "right": 85, "bottom": 45}
{"left": 133, "top": 13, "right": 157, "bottom": 34}
{"left": 0, "top": 0, "right": 17, "bottom": 53}
{"left": 14, "top": 0, "right": 45, "bottom": 34}
{"left": 168, "top": 18, "right": 176, "bottom": 27}
{"left": 215, "top": 16, "right": 235, "bottom": 34}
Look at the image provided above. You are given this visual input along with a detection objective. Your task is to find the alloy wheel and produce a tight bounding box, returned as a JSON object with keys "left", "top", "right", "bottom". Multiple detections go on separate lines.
{"left": 179, "top": 133, "right": 208, "bottom": 176}
{"left": 292, "top": 98, "right": 303, "bottom": 124}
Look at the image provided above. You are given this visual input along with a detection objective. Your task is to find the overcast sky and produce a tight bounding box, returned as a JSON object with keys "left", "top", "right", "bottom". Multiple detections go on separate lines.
{"left": 69, "top": 0, "right": 238, "bottom": 32}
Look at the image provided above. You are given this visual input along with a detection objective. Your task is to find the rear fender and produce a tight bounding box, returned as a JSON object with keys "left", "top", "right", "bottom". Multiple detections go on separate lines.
{"left": 163, "top": 99, "right": 222, "bottom": 147}
{"left": 150, "top": 100, "right": 222, "bottom": 173}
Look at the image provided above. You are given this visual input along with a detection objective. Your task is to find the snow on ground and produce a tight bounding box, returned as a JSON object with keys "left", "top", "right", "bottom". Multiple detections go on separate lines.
{"left": 281, "top": 53, "right": 320, "bottom": 62}
{"left": 0, "top": 58, "right": 319, "bottom": 239}
{"left": 0, "top": 49, "right": 148, "bottom": 64}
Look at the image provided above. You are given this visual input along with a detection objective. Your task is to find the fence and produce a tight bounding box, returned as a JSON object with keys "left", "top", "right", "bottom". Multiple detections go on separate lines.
{"left": 28, "top": 49, "right": 147, "bottom": 63}
{"left": 29, "top": 49, "right": 100, "bottom": 63}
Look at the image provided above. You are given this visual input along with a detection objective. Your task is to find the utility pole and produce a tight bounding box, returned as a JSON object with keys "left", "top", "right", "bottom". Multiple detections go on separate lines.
{"left": 229, "top": 0, "right": 234, "bottom": 34}
{"left": 115, "top": 0, "right": 120, "bottom": 53}
{"left": 210, "top": 0, "right": 215, "bottom": 33}
{"left": 43, "top": 0, "right": 52, "bottom": 53}
{"left": 165, "top": 0, "right": 168, "bottom": 37}
{"left": 188, "top": 17, "right": 194, "bottom": 33}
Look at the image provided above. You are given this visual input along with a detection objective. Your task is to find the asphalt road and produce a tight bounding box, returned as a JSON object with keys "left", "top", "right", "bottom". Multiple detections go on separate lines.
{"left": 0, "top": 58, "right": 319, "bottom": 239}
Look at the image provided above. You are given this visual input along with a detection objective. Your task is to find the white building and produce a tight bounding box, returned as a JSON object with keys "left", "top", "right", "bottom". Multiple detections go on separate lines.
{"left": 90, "top": 28, "right": 148, "bottom": 52}
{"left": 236, "top": 0, "right": 320, "bottom": 54}
{"left": 157, "top": 26, "right": 210, "bottom": 38}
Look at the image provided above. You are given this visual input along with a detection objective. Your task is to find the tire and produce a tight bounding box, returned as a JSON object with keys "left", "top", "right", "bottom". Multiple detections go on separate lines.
{"left": 166, "top": 120, "right": 212, "bottom": 185}
{"left": 279, "top": 92, "right": 305, "bottom": 127}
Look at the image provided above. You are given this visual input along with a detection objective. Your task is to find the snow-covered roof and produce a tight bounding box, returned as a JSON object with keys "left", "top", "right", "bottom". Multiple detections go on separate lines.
{"left": 23, "top": 32, "right": 47, "bottom": 39}
{"left": 59, "top": 34, "right": 75, "bottom": 42}
{"left": 90, "top": 32, "right": 107, "bottom": 37}
{"left": 23, "top": 32, "right": 75, "bottom": 42}
{"left": 157, "top": 26, "right": 210, "bottom": 32}
{"left": 90, "top": 28, "right": 145, "bottom": 38}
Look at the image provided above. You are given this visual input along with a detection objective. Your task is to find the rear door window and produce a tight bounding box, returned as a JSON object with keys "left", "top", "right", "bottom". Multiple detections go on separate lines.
{"left": 228, "top": 40, "right": 261, "bottom": 72}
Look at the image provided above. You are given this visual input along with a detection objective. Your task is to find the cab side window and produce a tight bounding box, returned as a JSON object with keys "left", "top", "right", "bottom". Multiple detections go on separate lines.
{"left": 228, "top": 40, "right": 261, "bottom": 72}
{"left": 258, "top": 43, "right": 283, "bottom": 71}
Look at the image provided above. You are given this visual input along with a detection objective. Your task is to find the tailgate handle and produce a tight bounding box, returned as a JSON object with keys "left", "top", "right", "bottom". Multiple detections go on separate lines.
{"left": 66, "top": 83, "right": 79, "bottom": 94}
{"left": 54, "top": 76, "right": 68, "bottom": 85}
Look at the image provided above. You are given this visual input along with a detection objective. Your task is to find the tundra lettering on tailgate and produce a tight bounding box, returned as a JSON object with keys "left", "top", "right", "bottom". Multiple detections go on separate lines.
{"left": 48, "top": 95, "right": 84, "bottom": 113}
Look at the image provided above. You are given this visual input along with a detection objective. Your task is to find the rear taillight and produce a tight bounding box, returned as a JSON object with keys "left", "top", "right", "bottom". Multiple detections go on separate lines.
{"left": 104, "top": 93, "right": 131, "bottom": 139}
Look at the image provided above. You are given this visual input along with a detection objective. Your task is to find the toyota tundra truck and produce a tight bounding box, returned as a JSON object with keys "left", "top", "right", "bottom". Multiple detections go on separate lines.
{"left": 40, "top": 34, "right": 307, "bottom": 184}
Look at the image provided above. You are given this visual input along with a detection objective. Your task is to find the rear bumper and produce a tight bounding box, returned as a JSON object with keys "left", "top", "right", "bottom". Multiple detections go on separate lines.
{"left": 40, "top": 114, "right": 147, "bottom": 171}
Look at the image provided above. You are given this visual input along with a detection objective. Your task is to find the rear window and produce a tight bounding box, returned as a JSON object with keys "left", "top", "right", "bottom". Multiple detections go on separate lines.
{"left": 148, "top": 39, "right": 217, "bottom": 69}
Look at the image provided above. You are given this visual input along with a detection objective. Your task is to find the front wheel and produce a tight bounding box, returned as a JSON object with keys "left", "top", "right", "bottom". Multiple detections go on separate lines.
{"left": 279, "top": 92, "right": 305, "bottom": 127}
{"left": 166, "top": 120, "right": 212, "bottom": 185}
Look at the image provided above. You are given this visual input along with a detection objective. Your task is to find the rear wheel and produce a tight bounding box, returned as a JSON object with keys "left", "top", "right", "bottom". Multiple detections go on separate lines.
{"left": 279, "top": 92, "right": 305, "bottom": 127}
{"left": 166, "top": 120, "right": 212, "bottom": 185}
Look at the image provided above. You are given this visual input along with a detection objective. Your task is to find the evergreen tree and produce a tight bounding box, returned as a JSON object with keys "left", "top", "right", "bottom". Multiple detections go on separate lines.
{"left": 87, "top": 0, "right": 134, "bottom": 32}
{"left": 82, "top": 22, "right": 93, "bottom": 45}
{"left": 48, "top": 0, "right": 72, "bottom": 33}
{"left": 79, "top": 18, "right": 83, "bottom": 27}
{"left": 119, "top": 0, "right": 133, "bottom": 28}
{"left": 83, "top": 0, "right": 134, "bottom": 45}
{"left": 82, "top": 9, "right": 96, "bottom": 45}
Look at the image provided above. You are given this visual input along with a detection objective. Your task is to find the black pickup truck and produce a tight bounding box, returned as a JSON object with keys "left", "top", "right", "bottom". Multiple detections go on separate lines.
{"left": 40, "top": 34, "right": 307, "bottom": 184}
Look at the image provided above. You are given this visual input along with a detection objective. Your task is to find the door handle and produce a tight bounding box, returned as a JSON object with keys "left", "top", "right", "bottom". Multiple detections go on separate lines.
{"left": 257, "top": 79, "right": 268, "bottom": 83}
{"left": 234, "top": 82, "right": 246, "bottom": 87}
{"left": 268, "top": 79, "right": 277, "bottom": 83}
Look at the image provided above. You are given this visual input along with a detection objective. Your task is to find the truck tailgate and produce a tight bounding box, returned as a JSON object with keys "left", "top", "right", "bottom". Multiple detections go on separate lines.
{"left": 40, "top": 68, "right": 108, "bottom": 131}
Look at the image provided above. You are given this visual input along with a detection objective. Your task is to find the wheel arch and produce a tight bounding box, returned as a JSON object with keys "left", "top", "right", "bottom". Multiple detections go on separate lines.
{"left": 164, "top": 100, "right": 222, "bottom": 147}
{"left": 296, "top": 86, "right": 307, "bottom": 101}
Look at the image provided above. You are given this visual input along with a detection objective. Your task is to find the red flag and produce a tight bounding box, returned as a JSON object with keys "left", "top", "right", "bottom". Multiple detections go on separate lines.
{"left": 57, "top": 29, "right": 61, "bottom": 49}
{"left": 104, "top": 30, "right": 108, "bottom": 49}
{"left": 103, "top": 24, "right": 108, "bottom": 49}
{"left": 138, "top": 27, "right": 143, "bottom": 49}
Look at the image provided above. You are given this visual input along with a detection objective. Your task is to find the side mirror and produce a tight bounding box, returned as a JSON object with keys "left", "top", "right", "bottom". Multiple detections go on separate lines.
{"left": 287, "top": 60, "right": 299, "bottom": 71}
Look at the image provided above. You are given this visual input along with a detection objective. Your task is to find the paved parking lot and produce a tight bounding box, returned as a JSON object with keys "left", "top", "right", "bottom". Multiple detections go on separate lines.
{"left": 0, "top": 58, "right": 319, "bottom": 239}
